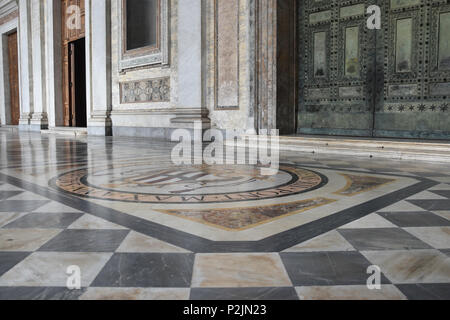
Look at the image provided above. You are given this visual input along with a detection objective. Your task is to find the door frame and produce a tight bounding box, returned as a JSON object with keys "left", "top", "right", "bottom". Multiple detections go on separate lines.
{"left": 7, "top": 31, "right": 20, "bottom": 125}
{"left": 0, "top": 17, "right": 18, "bottom": 126}
{"left": 255, "top": 0, "right": 298, "bottom": 135}
{"left": 61, "top": 0, "right": 86, "bottom": 127}
{"left": 67, "top": 37, "right": 87, "bottom": 127}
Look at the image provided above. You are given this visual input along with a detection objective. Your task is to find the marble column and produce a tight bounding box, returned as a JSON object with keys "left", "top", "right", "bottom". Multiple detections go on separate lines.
{"left": 17, "top": 0, "right": 33, "bottom": 130}
{"left": 45, "top": 0, "right": 63, "bottom": 128}
{"left": 86, "top": 0, "right": 112, "bottom": 136}
{"left": 29, "top": 0, "right": 48, "bottom": 131}
{"left": 171, "top": 0, "right": 210, "bottom": 130}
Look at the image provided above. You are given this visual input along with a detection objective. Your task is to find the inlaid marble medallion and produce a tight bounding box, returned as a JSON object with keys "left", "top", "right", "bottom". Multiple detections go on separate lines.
{"left": 54, "top": 164, "right": 327, "bottom": 204}
{"left": 46, "top": 161, "right": 425, "bottom": 242}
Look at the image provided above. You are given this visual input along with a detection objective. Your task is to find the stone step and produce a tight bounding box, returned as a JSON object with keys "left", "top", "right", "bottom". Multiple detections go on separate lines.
{"left": 41, "top": 127, "right": 88, "bottom": 137}
{"left": 0, "top": 125, "right": 19, "bottom": 133}
{"left": 227, "top": 135, "right": 450, "bottom": 163}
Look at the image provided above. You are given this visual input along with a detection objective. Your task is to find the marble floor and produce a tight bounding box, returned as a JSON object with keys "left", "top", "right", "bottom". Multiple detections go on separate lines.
{"left": 0, "top": 131, "right": 449, "bottom": 300}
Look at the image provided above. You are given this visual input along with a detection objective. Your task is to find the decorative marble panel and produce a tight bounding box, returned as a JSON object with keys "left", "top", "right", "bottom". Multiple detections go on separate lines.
{"left": 395, "top": 18, "right": 413, "bottom": 73}
{"left": 389, "top": 84, "right": 418, "bottom": 97}
{"left": 314, "top": 32, "right": 327, "bottom": 78}
{"left": 429, "top": 82, "right": 450, "bottom": 96}
{"left": 345, "top": 26, "right": 360, "bottom": 78}
{"left": 307, "top": 88, "right": 332, "bottom": 99}
{"left": 120, "top": 78, "right": 170, "bottom": 103}
{"left": 339, "top": 86, "right": 363, "bottom": 98}
{"left": 309, "top": 10, "right": 331, "bottom": 24}
{"left": 340, "top": 4, "right": 365, "bottom": 19}
{"left": 215, "top": 0, "right": 239, "bottom": 109}
{"left": 438, "top": 12, "right": 450, "bottom": 70}
{"left": 390, "top": 0, "right": 421, "bottom": 10}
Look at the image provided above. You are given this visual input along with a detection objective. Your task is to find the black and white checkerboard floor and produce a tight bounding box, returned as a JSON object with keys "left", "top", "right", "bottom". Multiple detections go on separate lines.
{"left": 0, "top": 165, "right": 449, "bottom": 300}
{"left": 1, "top": 131, "right": 450, "bottom": 300}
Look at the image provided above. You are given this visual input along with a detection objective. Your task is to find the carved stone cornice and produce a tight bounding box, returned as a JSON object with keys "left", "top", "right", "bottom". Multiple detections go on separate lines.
{"left": 0, "top": 0, "right": 18, "bottom": 24}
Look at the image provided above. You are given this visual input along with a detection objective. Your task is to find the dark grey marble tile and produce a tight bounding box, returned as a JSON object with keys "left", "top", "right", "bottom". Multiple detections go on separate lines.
{"left": 396, "top": 284, "right": 450, "bottom": 300}
{"left": 440, "top": 249, "right": 450, "bottom": 257}
{"left": 4, "top": 212, "right": 84, "bottom": 229}
{"left": 0, "top": 252, "right": 30, "bottom": 277}
{"left": 0, "top": 287, "right": 86, "bottom": 300}
{"left": 377, "top": 211, "right": 450, "bottom": 228}
{"left": 0, "top": 200, "right": 50, "bottom": 212}
{"left": 38, "top": 229, "right": 129, "bottom": 252}
{"left": 430, "top": 190, "right": 450, "bottom": 199}
{"left": 280, "top": 252, "right": 390, "bottom": 286}
{"left": 414, "top": 172, "right": 450, "bottom": 178}
{"left": 190, "top": 287, "right": 299, "bottom": 300}
{"left": 0, "top": 191, "right": 23, "bottom": 201}
{"left": 408, "top": 200, "right": 450, "bottom": 211}
{"left": 92, "top": 253, "right": 195, "bottom": 288}
{"left": 338, "top": 228, "right": 432, "bottom": 251}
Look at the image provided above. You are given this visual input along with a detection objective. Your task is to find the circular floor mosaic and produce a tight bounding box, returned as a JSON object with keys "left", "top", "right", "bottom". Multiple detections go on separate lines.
{"left": 54, "top": 163, "right": 327, "bottom": 203}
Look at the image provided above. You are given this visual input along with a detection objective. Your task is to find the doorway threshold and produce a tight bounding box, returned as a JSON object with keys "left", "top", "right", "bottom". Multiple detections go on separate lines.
{"left": 229, "top": 134, "right": 450, "bottom": 163}
{"left": 41, "top": 127, "right": 87, "bottom": 137}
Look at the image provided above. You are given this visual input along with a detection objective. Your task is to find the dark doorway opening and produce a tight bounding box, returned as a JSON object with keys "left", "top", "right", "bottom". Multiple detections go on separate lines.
{"left": 67, "top": 38, "right": 87, "bottom": 128}
{"left": 276, "top": 0, "right": 297, "bottom": 135}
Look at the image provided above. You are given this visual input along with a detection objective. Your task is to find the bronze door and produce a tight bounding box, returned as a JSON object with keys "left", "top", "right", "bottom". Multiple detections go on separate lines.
{"left": 297, "top": 0, "right": 377, "bottom": 137}
{"left": 297, "top": 0, "right": 450, "bottom": 139}
{"left": 374, "top": 0, "right": 450, "bottom": 139}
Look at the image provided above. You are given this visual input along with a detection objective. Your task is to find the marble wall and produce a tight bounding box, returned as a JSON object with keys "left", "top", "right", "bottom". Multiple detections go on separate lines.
{"left": 111, "top": 0, "right": 255, "bottom": 136}
{"left": 206, "top": 0, "right": 255, "bottom": 132}
{"left": 110, "top": 0, "right": 177, "bottom": 133}
{"left": 6, "top": 0, "right": 257, "bottom": 138}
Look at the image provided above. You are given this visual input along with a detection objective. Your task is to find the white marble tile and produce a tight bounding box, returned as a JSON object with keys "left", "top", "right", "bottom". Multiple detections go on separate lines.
{"left": 406, "top": 191, "right": 448, "bottom": 200}
{"left": 0, "top": 229, "right": 62, "bottom": 251}
{"left": 433, "top": 211, "right": 450, "bottom": 221}
{"left": 404, "top": 227, "right": 450, "bottom": 249}
{"left": 0, "top": 212, "right": 27, "bottom": 228}
{"left": 296, "top": 285, "right": 406, "bottom": 300}
{"left": 80, "top": 288, "right": 190, "bottom": 300}
{"left": 381, "top": 201, "right": 427, "bottom": 212}
{"left": 284, "top": 231, "right": 355, "bottom": 252}
{"left": 339, "top": 213, "right": 397, "bottom": 229}
{"left": 432, "top": 177, "right": 450, "bottom": 184}
{"left": 429, "top": 184, "right": 450, "bottom": 191}
{"left": 362, "top": 250, "right": 450, "bottom": 284}
{"left": 116, "top": 231, "right": 189, "bottom": 253}
{"left": 192, "top": 253, "right": 292, "bottom": 288}
{"left": 68, "top": 214, "right": 127, "bottom": 230}
{"left": 32, "top": 201, "right": 83, "bottom": 213}
{"left": 6, "top": 191, "right": 49, "bottom": 201}
{"left": 0, "top": 252, "right": 112, "bottom": 287}
{"left": 0, "top": 184, "right": 23, "bottom": 191}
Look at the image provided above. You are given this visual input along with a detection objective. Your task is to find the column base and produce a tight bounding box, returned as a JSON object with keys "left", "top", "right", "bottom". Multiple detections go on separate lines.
{"left": 170, "top": 108, "right": 211, "bottom": 142}
{"left": 170, "top": 108, "right": 211, "bottom": 129}
{"left": 29, "top": 113, "right": 49, "bottom": 131}
{"left": 18, "top": 113, "right": 31, "bottom": 131}
{"left": 87, "top": 113, "right": 112, "bottom": 136}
